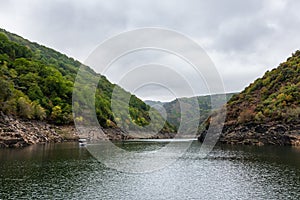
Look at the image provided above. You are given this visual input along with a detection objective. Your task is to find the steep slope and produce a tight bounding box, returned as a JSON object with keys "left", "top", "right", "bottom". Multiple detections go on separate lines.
{"left": 0, "top": 29, "right": 175, "bottom": 147}
{"left": 199, "top": 51, "right": 300, "bottom": 145}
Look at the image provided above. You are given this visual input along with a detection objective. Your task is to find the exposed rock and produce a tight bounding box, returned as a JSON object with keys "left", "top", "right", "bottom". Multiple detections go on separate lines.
{"left": 0, "top": 113, "right": 177, "bottom": 148}
{"left": 76, "top": 126, "right": 176, "bottom": 141}
{"left": 198, "top": 121, "right": 300, "bottom": 146}
{"left": 0, "top": 112, "right": 65, "bottom": 148}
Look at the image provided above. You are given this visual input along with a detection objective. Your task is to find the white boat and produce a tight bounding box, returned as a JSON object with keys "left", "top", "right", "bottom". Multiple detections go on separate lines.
{"left": 78, "top": 138, "right": 87, "bottom": 147}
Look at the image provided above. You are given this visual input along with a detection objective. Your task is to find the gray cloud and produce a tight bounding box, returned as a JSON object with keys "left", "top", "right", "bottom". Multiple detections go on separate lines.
{"left": 0, "top": 0, "right": 299, "bottom": 101}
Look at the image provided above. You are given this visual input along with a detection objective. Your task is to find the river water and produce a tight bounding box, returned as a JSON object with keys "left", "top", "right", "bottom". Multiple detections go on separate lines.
{"left": 1, "top": 140, "right": 300, "bottom": 200}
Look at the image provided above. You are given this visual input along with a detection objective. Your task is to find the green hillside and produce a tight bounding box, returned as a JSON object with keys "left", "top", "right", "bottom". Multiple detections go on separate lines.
{"left": 0, "top": 29, "right": 175, "bottom": 133}
{"left": 226, "top": 51, "right": 300, "bottom": 124}
{"left": 199, "top": 51, "right": 300, "bottom": 145}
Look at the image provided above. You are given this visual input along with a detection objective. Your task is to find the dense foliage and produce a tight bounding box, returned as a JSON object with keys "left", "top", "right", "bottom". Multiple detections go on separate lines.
{"left": 0, "top": 29, "right": 175, "bottom": 132}
{"left": 226, "top": 51, "right": 300, "bottom": 124}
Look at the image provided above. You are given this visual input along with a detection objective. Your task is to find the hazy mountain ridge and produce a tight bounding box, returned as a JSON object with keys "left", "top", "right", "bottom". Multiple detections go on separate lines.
{"left": 146, "top": 93, "right": 235, "bottom": 136}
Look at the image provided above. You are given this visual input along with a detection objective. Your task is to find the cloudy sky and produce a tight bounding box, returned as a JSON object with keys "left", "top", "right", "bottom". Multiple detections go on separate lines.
{"left": 1, "top": 0, "right": 300, "bottom": 101}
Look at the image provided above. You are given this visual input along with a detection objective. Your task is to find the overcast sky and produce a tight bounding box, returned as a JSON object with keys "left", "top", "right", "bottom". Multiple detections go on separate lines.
{"left": 1, "top": 0, "right": 300, "bottom": 101}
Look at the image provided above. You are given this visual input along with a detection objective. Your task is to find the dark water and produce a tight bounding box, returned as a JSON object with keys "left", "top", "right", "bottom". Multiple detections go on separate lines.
{"left": 1, "top": 140, "right": 300, "bottom": 200}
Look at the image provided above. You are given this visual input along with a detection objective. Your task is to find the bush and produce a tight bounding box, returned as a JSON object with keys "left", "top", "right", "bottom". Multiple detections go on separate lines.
{"left": 238, "top": 108, "right": 256, "bottom": 123}
{"left": 17, "top": 97, "right": 34, "bottom": 119}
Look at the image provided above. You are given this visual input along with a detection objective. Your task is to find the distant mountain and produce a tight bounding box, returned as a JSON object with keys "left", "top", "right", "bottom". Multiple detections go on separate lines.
{"left": 199, "top": 51, "right": 300, "bottom": 145}
{"left": 144, "top": 100, "right": 165, "bottom": 108}
{"left": 146, "top": 93, "right": 235, "bottom": 136}
{"left": 0, "top": 28, "right": 176, "bottom": 143}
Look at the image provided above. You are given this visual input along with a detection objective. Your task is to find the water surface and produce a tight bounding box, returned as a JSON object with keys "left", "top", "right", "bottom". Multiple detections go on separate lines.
{"left": 1, "top": 140, "right": 300, "bottom": 199}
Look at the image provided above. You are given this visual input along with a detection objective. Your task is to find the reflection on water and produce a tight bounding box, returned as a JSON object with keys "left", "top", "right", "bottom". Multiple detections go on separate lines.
{"left": 1, "top": 141, "right": 300, "bottom": 199}
{"left": 114, "top": 139, "right": 197, "bottom": 152}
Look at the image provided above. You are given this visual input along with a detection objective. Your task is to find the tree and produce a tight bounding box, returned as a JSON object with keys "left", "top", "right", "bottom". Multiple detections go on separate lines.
{"left": 28, "top": 84, "right": 44, "bottom": 101}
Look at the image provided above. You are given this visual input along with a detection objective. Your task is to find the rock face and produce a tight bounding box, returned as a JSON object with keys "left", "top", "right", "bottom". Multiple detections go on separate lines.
{"left": 198, "top": 120, "right": 300, "bottom": 146}
{"left": 221, "top": 122, "right": 300, "bottom": 146}
{"left": 0, "top": 113, "right": 64, "bottom": 148}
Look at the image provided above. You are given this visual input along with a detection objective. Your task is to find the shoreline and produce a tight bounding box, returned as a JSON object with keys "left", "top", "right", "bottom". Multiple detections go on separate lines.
{"left": 2, "top": 113, "right": 299, "bottom": 148}
{"left": 198, "top": 121, "right": 300, "bottom": 146}
{"left": 0, "top": 114, "right": 178, "bottom": 148}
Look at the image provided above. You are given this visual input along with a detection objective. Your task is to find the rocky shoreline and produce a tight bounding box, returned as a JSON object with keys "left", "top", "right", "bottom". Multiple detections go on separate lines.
{"left": 0, "top": 113, "right": 77, "bottom": 148}
{"left": 198, "top": 121, "right": 300, "bottom": 146}
{"left": 4, "top": 110, "right": 299, "bottom": 148}
{"left": 71, "top": 127, "right": 176, "bottom": 142}
{"left": 0, "top": 113, "right": 177, "bottom": 148}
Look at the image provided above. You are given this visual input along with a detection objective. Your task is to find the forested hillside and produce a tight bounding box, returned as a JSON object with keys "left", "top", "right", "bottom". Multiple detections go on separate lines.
{"left": 199, "top": 51, "right": 300, "bottom": 145}
{"left": 226, "top": 51, "right": 300, "bottom": 124}
{"left": 0, "top": 29, "right": 175, "bottom": 133}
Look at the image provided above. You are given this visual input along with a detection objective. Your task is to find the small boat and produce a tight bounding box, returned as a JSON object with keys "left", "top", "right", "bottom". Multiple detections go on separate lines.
{"left": 78, "top": 138, "right": 87, "bottom": 147}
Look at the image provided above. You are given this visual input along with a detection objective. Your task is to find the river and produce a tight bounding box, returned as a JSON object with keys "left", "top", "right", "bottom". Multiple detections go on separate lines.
{"left": 1, "top": 140, "right": 300, "bottom": 199}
